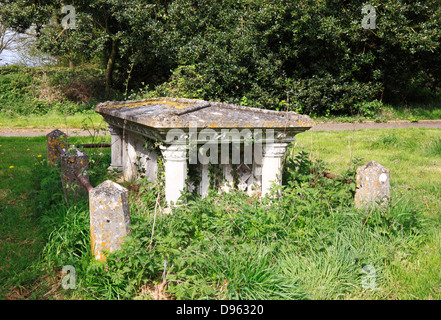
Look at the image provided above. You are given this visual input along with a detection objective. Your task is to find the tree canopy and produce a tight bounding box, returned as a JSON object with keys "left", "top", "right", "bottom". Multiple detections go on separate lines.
{"left": 1, "top": 0, "right": 440, "bottom": 115}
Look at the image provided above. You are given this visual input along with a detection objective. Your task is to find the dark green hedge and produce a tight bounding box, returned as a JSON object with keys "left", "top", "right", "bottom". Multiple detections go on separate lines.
{"left": 3, "top": 0, "right": 440, "bottom": 116}
{"left": 150, "top": 0, "right": 441, "bottom": 115}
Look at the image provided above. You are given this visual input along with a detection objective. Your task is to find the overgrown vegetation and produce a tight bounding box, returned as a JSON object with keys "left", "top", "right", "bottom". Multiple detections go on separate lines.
{"left": 0, "top": 64, "right": 117, "bottom": 116}
{"left": 32, "top": 145, "right": 430, "bottom": 299}
{"left": 2, "top": 63, "right": 436, "bottom": 127}
{"left": 1, "top": 128, "right": 439, "bottom": 300}
{"left": 0, "top": 65, "right": 116, "bottom": 129}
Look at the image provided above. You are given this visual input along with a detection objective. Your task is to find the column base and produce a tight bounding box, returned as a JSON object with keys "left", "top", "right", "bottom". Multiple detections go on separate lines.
{"left": 108, "top": 165, "right": 122, "bottom": 173}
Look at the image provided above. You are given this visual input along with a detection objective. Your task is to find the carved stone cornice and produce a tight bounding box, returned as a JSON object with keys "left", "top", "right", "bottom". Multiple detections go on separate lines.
{"left": 159, "top": 144, "right": 188, "bottom": 162}
{"left": 107, "top": 124, "right": 122, "bottom": 136}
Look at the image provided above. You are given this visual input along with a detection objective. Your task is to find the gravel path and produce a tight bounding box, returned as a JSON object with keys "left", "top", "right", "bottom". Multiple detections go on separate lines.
{"left": 0, "top": 120, "right": 440, "bottom": 137}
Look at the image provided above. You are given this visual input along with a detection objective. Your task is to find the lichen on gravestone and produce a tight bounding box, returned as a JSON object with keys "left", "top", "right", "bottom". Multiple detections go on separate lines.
{"left": 89, "top": 180, "right": 130, "bottom": 261}
{"left": 354, "top": 160, "right": 390, "bottom": 209}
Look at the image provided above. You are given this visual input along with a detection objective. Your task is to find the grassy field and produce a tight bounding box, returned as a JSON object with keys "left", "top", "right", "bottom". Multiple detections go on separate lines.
{"left": 0, "top": 134, "right": 111, "bottom": 299}
{"left": 0, "top": 111, "right": 106, "bottom": 130}
{"left": 314, "top": 102, "right": 441, "bottom": 123}
{"left": 295, "top": 128, "right": 441, "bottom": 299}
{"left": 0, "top": 127, "right": 440, "bottom": 300}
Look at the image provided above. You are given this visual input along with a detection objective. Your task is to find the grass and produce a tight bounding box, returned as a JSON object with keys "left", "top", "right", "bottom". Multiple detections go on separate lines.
{"left": 294, "top": 127, "right": 441, "bottom": 299}
{"left": 314, "top": 101, "right": 441, "bottom": 123}
{"left": 0, "top": 127, "right": 440, "bottom": 300}
{"left": 0, "top": 111, "right": 106, "bottom": 130}
{"left": 0, "top": 134, "right": 111, "bottom": 299}
{"left": 0, "top": 136, "right": 47, "bottom": 299}
{"left": 295, "top": 128, "right": 441, "bottom": 214}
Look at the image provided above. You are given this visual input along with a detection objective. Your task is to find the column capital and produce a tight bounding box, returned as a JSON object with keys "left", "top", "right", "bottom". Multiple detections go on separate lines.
{"left": 263, "top": 142, "right": 289, "bottom": 158}
{"left": 160, "top": 144, "right": 188, "bottom": 161}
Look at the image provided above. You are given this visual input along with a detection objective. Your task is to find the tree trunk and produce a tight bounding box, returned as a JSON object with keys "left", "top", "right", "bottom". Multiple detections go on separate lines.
{"left": 105, "top": 38, "right": 118, "bottom": 92}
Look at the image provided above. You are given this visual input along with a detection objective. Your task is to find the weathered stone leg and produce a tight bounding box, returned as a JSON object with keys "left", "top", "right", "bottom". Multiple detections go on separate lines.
{"left": 261, "top": 142, "right": 288, "bottom": 196}
{"left": 89, "top": 180, "right": 130, "bottom": 261}
{"left": 108, "top": 125, "right": 123, "bottom": 172}
{"left": 160, "top": 144, "right": 188, "bottom": 205}
{"left": 198, "top": 144, "right": 212, "bottom": 198}
{"left": 200, "top": 163, "right": 210, "bottom": 198}
{"left": 221, "top": 164, "right": 234, "bottom": 193}
{"left": 122, "top": 131, "right": 137, "bottom": 181}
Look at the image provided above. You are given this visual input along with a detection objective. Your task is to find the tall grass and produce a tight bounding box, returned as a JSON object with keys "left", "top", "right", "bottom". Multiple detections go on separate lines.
{"left": 2, "top": 128, "right": 439, "bottom": 300}
{"left": 35, "top": 145, "right": 430, "bottom": 300}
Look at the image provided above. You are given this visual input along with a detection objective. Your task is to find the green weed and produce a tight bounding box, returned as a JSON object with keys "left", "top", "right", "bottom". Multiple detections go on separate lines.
{"left": 1, "top": 128, "right": 440, "bottom": 300}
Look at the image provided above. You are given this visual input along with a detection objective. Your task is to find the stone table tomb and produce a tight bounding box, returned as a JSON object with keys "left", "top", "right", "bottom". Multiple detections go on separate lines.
{"left": 95, "top": 98, "right": 313, "bottom": 205}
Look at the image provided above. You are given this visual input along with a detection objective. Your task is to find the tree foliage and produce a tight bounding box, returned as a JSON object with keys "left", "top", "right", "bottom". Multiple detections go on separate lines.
{"left": 1, "top": 0, "right": 440, "bottom": 115}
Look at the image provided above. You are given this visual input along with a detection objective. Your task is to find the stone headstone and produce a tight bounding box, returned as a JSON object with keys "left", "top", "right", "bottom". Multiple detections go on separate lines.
{"left": 60, "top": 147, "right": 89, "bottom": 205}
{"left": 354, "top": 161, "right": 390, "bottom": 209}
{"left": 46, "top": 129, "right": 67, "bottom": 166}
{"left": 89, "top": 180, "right": 130, "bottom": 261}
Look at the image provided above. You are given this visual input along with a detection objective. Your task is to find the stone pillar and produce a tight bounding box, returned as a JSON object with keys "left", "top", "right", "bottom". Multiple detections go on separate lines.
{"left": 160, "top": 144, "right": 188, "bottom": 205}
{"left": 46, "top": 129, "right": 67, "bottom": 166}
{"left": 199, "top": 163, "right": 210, "bottom": 198}
{"left": 108, "top": 125, "right": 123, "bottom": 172}
{"left": 198, "top": 144, "right": 212, "bottom": 198}
{"left": 122, "top": 131, "right": 138, "bottom": 181}
{"left": 261, "top": 142, "right": 288, "bottom": 196}
{"left": 89, "top": 180, "right": 130, "bottom": 261}
{"left": 354, "top": 161, "right": 390, "bottom": 209}
{"left": 221, "top": 164, "right": 234, "bottom": 193}
{"left": 135, "top": 138, "right": 159, "bottom": 184}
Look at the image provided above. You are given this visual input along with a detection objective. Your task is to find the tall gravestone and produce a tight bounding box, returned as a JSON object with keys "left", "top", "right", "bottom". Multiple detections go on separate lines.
{"left": 89, "top": 180, "right": 131, "bottom": 261}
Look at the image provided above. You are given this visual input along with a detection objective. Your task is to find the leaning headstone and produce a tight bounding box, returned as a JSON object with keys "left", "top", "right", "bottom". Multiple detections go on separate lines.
{"left": 60, "top": 147, "right": 89, "bottom": 205}
{"left": 89, "top": 180, "right": 131, "bottom": 261}
{"left": 354, "top": 161, "right": 390, "bottom": 209}
{"left": 46, "top": 129, "right": 67, "bottom": 166}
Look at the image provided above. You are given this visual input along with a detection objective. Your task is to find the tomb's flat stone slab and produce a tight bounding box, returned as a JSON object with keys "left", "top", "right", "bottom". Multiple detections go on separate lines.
{"left": 96, "top": 97, "right": 314, "bottom": 134}
{"left": 97, "top": 98, "right": 314, "bottom": 204}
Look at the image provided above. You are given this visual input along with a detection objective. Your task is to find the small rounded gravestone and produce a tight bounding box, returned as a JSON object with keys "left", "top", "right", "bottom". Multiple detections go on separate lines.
{"left": 354, "top": 160, "right": 390, "bottom": 209}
